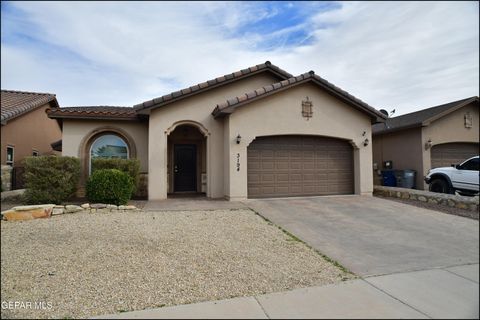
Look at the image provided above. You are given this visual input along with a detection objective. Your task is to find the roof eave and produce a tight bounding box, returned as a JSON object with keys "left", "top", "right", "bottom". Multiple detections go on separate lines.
{"left": 134, "top": 65, "right": 292, "bottom": 112}
{"left": 47, "top": 114, "right": 141, "bottom": 121}
{"left": 213, "top": 77, "right": 386, "bottom": 123}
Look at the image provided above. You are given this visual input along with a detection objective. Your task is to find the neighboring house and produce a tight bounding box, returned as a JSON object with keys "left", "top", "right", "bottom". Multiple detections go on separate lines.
{"left": 47, "top": 61, "right": 386, "bottom": 200}
{"left": 1, "top": 90, "right": 62, "bottom": 190}
{"left": 372, "top": 96, "right": 479, "bottom": 189}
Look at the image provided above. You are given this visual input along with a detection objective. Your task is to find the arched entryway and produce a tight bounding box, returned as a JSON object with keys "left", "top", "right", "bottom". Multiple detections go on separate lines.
{"left": 167, "top": 124, "right": 207, "bottom": 195}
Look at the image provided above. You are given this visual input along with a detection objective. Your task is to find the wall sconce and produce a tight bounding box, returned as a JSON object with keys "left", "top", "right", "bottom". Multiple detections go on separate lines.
{"left": 363, "top": 138, "right": 369, "bottom": 146}
{"left": 425, "top": 139, "right": 432, "bottom": 150}
{"left": 236, "top": 134, "right": 242, "bottom": 144}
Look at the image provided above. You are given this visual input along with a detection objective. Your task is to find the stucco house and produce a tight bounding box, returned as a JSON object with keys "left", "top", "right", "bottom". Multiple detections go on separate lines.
{"left": 47, "top": 61, "right": 387, "bottom": 200}
{"left": 1, "top": 90, "right": 62, "bottom": 190}
{"left": 372, "top": 96, "right": 479, "bottom": 189}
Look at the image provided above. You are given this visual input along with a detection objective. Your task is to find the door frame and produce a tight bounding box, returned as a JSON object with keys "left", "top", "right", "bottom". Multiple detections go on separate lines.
{"left": 173, "top": 144, "right": 197, "bottom": 192}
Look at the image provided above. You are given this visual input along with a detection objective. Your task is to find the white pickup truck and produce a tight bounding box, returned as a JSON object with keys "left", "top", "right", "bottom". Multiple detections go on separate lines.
{"left": 425, "top": 156, "right": 479, "bottom": 196}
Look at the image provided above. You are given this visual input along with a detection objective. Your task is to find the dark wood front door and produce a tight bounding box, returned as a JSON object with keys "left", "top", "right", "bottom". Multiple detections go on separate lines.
{"left": 174, "top": 144, "right": 197, "bottom": 192}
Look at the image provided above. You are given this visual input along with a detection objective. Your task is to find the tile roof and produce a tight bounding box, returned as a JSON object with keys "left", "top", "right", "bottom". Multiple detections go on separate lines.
{"left": 47, "top": 106, "right": 139, "bottom": 121}
{"left": 372, "top": 96, "right": 479, "bottom": 135}
{"left": 212, "top": 71, "right": 387, "bottom": 122}
{"left": 133, "top": 61, "right": 293, "bottom": 111}
{"left": 1, "top": 89, "right": 59, "bottom": 124}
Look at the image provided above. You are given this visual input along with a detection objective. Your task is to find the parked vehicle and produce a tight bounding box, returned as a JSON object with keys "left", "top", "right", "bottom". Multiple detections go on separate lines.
{"left": 425, "top": 156, "right": 479, "bottom": 196}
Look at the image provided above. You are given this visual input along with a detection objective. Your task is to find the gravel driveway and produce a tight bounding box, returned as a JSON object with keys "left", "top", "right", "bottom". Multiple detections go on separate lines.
{"left": 1, "top": 209, "right": 352, "bottom": 319}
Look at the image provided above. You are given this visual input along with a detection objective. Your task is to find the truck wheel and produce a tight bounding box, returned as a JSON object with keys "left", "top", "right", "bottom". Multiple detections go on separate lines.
{"left": 429, "top": 178, "right": 453, "bottom": 194}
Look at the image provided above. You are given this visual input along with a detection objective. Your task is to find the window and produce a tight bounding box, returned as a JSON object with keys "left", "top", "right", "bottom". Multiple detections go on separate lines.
{"left": 32, "top": 150, "right": 39, "bottom": 156}
{"left": 90, "top": 134, "right": 128, "bottom": 173}
{"left": 460, "top": 158, "right": 479, "bottom": 171}
{"left": 6, "top": 146, "right": 14, "bottom": 166}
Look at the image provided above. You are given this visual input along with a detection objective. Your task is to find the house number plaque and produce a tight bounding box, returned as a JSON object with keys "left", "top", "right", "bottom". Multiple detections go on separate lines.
{"left": 236, "top": 153, "right": 240, "bottom": 171}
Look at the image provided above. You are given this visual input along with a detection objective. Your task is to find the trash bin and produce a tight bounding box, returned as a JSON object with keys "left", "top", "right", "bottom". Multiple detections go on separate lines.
{"left": 394, "top": 170, "right": 416, "bottom": 189}
{"left": 381, "top": 170, "right": 397, "bottom": 187}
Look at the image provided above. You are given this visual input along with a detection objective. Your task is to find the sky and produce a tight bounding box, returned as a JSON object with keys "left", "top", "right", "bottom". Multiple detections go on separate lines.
{"left": 1, "top": 1, "right": 479, "bottom": 116}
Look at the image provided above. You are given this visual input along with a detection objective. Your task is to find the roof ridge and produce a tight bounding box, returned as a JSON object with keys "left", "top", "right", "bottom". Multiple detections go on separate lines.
{"left": 133, "top": 61, "right": 293, "bottom": 110}
{"left": 60, "top": 105, "right": 132, "bottom": 109}
{"left": 388, "top": 96, "right": 478, "bottom": 120}
{"left": 213, "top": 70, "right": 385, "bottom": 120}
{"left": 1, "top": 89, "right": 56, "bottom": 96}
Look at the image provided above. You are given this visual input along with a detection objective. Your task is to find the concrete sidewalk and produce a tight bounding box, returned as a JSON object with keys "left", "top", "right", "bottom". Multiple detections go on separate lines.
{"left": 95, "top": 264, "right": 479, "bottom": 319}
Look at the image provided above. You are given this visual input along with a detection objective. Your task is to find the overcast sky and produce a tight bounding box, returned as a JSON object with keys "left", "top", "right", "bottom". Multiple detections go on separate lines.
{"left": 1, "top": 1, "right": 478, "bottom": 115}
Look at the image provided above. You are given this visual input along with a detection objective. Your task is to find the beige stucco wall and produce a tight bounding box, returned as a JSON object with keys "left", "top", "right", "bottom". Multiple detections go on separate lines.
{"left": 1, "top": 104, "right": 62, "bottom": 166}
{"left": 61, "top": 119, "right": 149, "bottom": 173}
{"left": 225, "top": 82, "right": 375, "bottom": 200}
{"left": 421, "top": 101, "right": 479, "bottom": 188}
{"left": 372, "top": 128, "right": 424, "bottom": 188}
{"left": 148, "top": 72, "right": 283, "bottom": 200}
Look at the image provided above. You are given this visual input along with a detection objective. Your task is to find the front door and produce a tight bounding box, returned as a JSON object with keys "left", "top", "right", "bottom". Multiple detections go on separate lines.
{"left": 174, "top": 144, "right": 197, "bottom": 192}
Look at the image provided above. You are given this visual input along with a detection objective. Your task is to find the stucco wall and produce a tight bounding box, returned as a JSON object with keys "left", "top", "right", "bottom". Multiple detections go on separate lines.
{"left": 372, "top": 128, "right": 424, "bottom": 188}
{"left": 421, "top": 101, "right": 479, "bottom": 188}
{"left": 1, "top": 104, "right": 61, "bottom": 166}
{"left": 61, "top": 119, "right": 149, "bottom": 173}
{"left": 226, "top": 82, "right": 375, "bottom": 200}
{"left": 148, "top": 72, "right": 283, "bottom": 200}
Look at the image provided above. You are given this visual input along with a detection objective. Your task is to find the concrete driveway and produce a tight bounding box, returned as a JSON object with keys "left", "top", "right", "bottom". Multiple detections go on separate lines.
{"left": 246, "top": 196, "right": 479, "bottom": 277}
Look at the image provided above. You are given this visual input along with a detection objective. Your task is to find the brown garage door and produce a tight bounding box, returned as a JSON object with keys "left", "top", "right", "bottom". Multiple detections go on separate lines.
{"left": 431, "top": 142, "right": 479, "bottom": 168}
{"left": 247, "top": 135, "right": 354, "bottom": 198}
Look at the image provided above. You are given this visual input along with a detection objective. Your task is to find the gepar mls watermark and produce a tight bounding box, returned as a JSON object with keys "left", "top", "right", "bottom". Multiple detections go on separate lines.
{"left": 2, "top": 301, "right": 53, "bottom": 310}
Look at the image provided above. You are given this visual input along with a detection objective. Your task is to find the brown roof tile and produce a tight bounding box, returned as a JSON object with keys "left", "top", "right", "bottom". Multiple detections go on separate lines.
{"left": 133, "top": 61, "right": 293, "bottom": 111}
{"left": 1, "top": 90, "right": 59, "bottom": 123}
{"left": 47, "top": 106, "right": 139, "bottom": 121}
{"left": 212, "top": 71, "right": 386, "bottom": 123}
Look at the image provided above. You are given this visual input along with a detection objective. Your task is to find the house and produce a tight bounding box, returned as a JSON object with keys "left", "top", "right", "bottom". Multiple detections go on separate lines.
{"left": 372, "top": 96, "right": 479, "bottom": 189}
{"left": 47, "top": 61, "right": 387, "bottom": 200}
{"left": 1, "top": 90, "right": 62, "bottom": 190}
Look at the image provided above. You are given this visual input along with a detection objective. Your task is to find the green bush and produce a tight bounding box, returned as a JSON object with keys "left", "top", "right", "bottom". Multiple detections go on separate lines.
{"left": 91, "top": 158, "right": 140, "bottom": 194}
{"left": 24, "top": 156, "right": 80, "bottom": 204}
{"left": 86, "top": 169, "right": 134, "bottom": 205}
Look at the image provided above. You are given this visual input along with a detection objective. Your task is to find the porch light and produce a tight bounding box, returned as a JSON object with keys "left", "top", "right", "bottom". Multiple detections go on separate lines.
{"left": 425, "top": 139, "right": 432, "bottom": 150}
{"left": 236, "top": 134, "right": 242, "bottom": 144}
{"left": 363, "top": 138, "right": 369, "bottom": 146}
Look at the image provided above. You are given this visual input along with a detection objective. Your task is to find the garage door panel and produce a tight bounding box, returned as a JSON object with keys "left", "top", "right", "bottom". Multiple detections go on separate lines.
{"left": 431, "top": 143, "right": 479, "bottom": 169}
{"left": 248, "top": 135, "right": 354, "bottom": 198}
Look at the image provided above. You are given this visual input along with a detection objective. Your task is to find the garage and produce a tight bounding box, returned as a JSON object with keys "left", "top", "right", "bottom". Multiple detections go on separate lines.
{"left": 247, "top": 135, "right": 354, "bottom": 198}
{"left": 431, "top": 142, "right": 479, "bottom": 169}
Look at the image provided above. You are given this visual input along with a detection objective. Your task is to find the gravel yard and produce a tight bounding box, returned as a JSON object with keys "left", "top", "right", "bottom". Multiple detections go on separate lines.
{"left": 1, "top": 209, "right": 352, "bottom": 319}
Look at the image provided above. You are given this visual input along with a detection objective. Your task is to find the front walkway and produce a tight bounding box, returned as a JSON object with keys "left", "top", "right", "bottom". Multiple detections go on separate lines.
{"left": 95, "top": 264, "right": 479, "bottom": 319}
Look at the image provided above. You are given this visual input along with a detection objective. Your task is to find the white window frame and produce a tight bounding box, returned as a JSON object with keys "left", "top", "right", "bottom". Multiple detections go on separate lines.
{"left": 89, "top": 134, "right": 129, "bottom": 175}
{"left": 6, "top": 146, "right": 14, "bottom": 166}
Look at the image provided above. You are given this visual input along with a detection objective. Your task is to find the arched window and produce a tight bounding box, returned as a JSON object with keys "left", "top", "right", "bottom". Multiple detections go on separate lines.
{"left": 89, "top": 134, "right": 129, "bottom": 173}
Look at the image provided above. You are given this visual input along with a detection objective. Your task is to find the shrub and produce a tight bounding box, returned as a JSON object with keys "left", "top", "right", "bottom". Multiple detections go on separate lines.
{"left": 91, "top": 158, "right": 140, "bottom": 194}
{"left": 86, "top": 169, "right": 134, "bottom": 205}
{"left": 24, "top": 156, "right": 80, "bottom": 204}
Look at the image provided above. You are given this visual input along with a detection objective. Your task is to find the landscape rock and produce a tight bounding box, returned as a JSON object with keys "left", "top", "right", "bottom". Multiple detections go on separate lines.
{"left": 3, "top": 207, "right": 52, "bottom": 221}
{"left": 52, "top": 208, "right": 65, "bottom": 215}
{"left": 12, "top": 204, "right": 55, "bottom": 211}
{"left": 91, "top": 203, "right": 107, "bottom": 209}
{"left": 80, "top": 203, "right": 90, "bottom": 209}
{"left": 418, "top": 196, "right": 427, "bottom": 202}
{"left": 65, "top": 205, "right": 83, "bottom": 213}
{"left": 106, "top": 204, "right": 118, "bottom": 210}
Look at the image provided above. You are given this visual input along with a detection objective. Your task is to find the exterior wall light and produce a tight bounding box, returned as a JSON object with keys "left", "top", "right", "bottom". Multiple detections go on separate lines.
{"left": 363, "top": 138, "right": 369, "bottom": 146}
{"left": 236, "top": 134, "right": 242, "bottom": 144}
{"left": 425, "top": 139, "right": 432, "bottom": 150}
